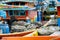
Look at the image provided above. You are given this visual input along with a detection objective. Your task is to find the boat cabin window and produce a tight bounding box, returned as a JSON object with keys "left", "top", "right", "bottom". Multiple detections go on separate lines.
{"left": 6, "top": 3, "right": 12, "bottom": 5}
{"left": 20, "top": 2, "right": 25, "bottom": 5}
{"left": 14, "top": 2, "right": 19, "bottom": 5}
{"left": 14, "top": 10, "right": 20, "bottom": 16}
{"left": 19, "top": 10, "right": 26, "bottom": 16}
{"left": 8, "top": 10, "right": 13, "bottom": 16}
{"left": 8, "top": 10, "right": 26, "bottom": 16}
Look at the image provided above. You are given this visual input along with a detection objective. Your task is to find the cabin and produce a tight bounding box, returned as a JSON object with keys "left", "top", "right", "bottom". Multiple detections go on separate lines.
{"left": 1, "top": 0, "right": 36, "bottom": 20}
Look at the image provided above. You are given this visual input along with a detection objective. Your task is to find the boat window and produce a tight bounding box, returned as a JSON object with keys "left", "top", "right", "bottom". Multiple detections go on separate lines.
{"left": 8, "top": 10, "right": 26, "bottom": 16}
{"left": 8, "top": 10, "right": 13, "bottom": 16}
{"left": 14, "top": 2, "right": 19, "bottom": 5}
{"left": 19, "top": 10, "right": 26, "bottom": 16}
{"left": 7, "top": 3, "right": 12, "bottom": 5}
{"left": 20, "top": 2, "right": 25, "bottom": 5}
{"left": 14, "top": 10, "right": 20, "bottom": 16}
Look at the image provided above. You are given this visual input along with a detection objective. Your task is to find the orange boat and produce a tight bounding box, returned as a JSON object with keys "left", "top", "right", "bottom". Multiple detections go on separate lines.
{"left": 0, "top": 29, "right": 35, "bottom": 40}
{"left": 2, "top": 36, "right": 60, "bottom": 40}
{"left": 1, "top": 30, "right": 60, "bottom": 40}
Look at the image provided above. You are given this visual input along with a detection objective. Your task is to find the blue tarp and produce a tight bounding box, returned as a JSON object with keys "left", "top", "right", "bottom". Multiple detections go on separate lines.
{"left": 58, "top": 0, "right": 60, "bottom": 2}
{"left": 0, "top": 10, "right": 6, "bottom": 19}
{"left": 0, "top": 24, "right": 10, "bottom": 34}
{"left": 57, "top": 18, "right": 60, "bottom": 26}
{"left": 37, "top": 11, "right": 42, "bottom": 21}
